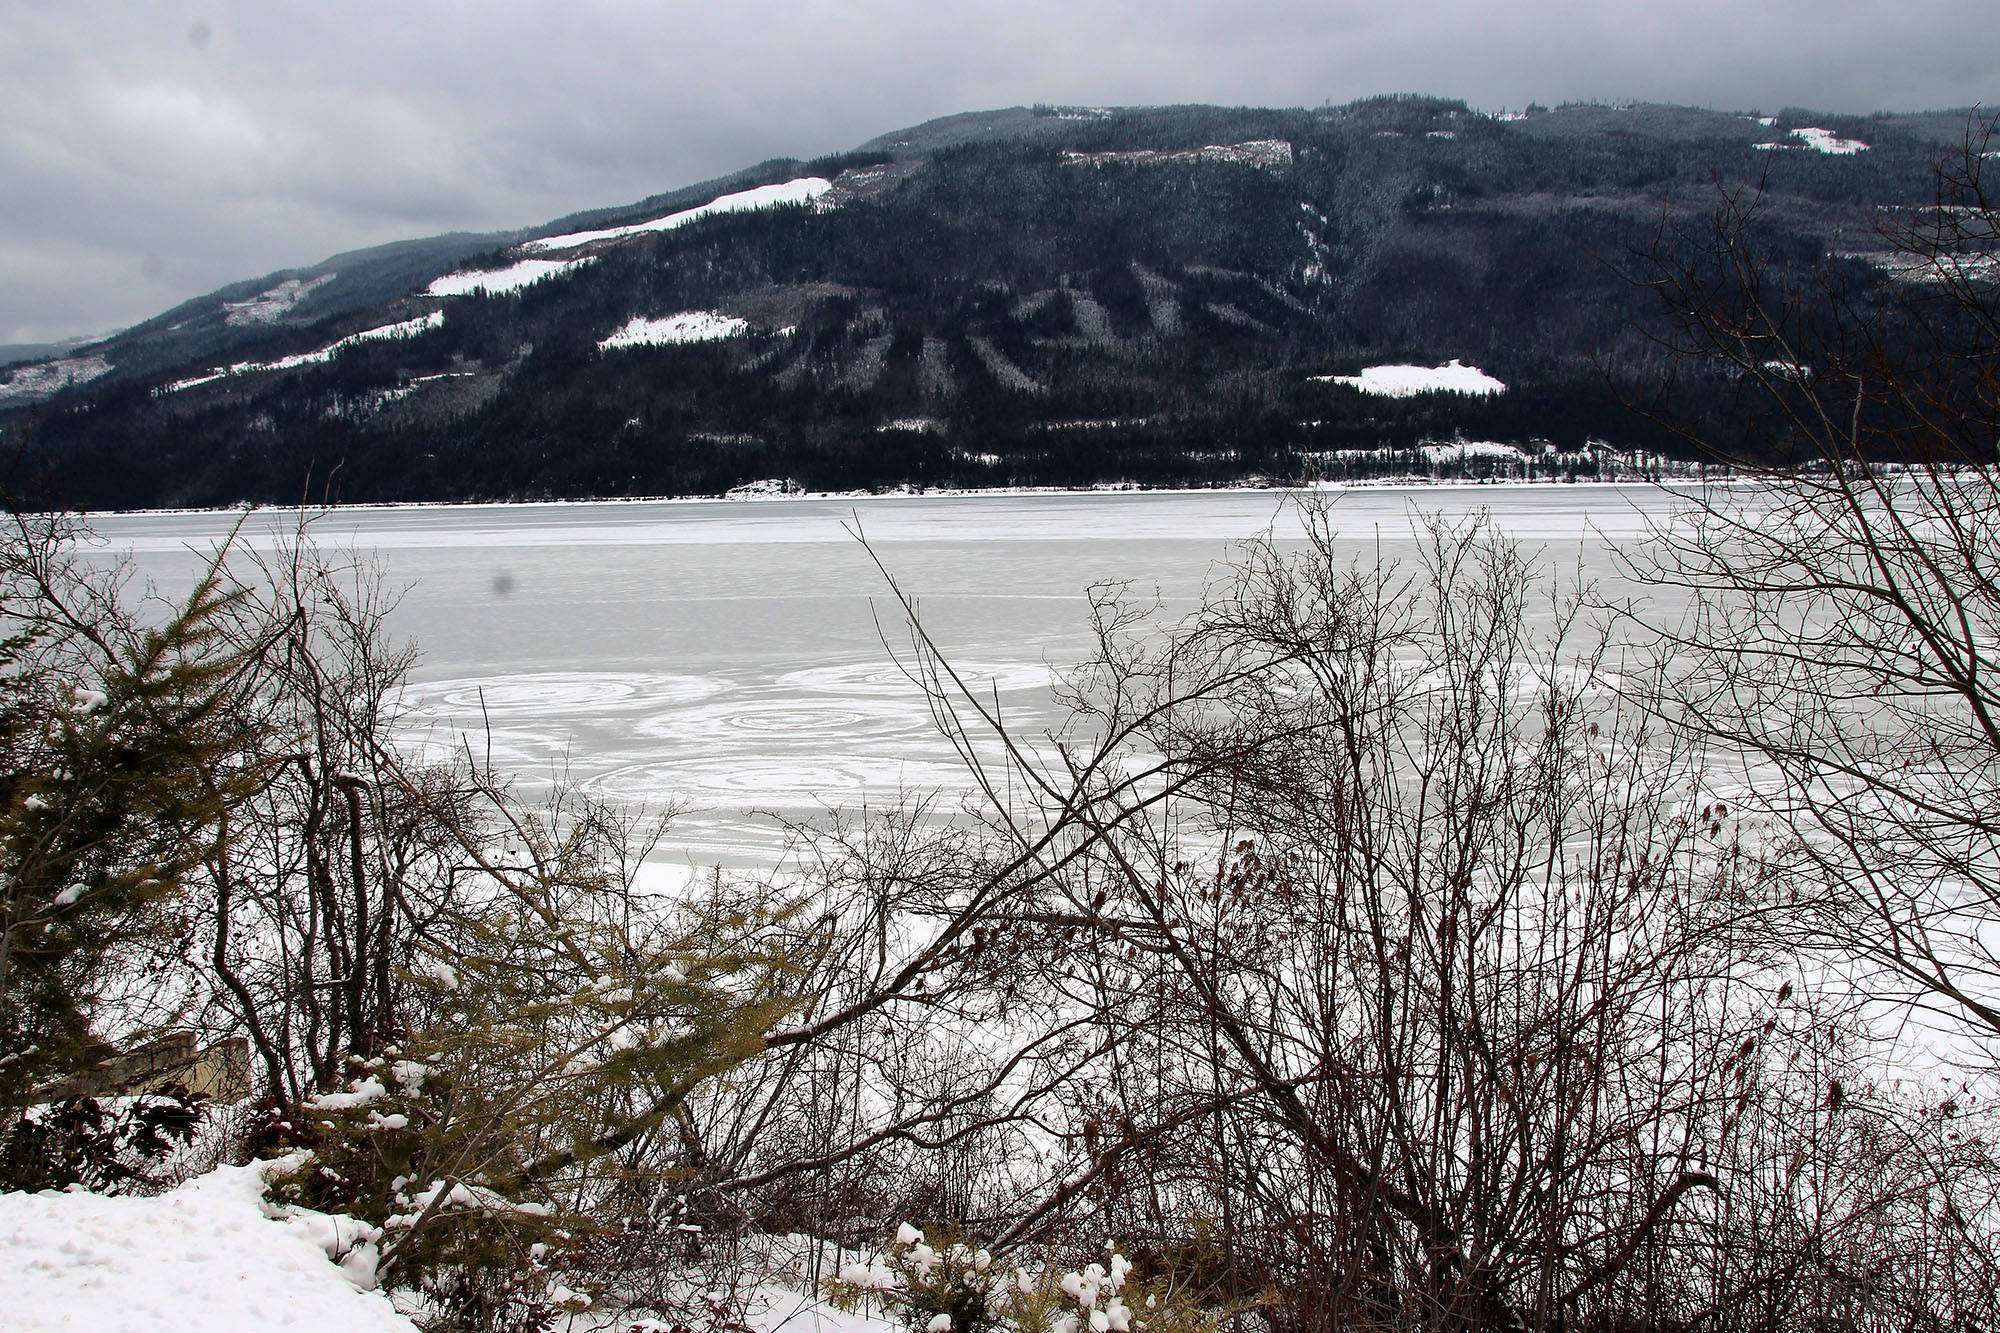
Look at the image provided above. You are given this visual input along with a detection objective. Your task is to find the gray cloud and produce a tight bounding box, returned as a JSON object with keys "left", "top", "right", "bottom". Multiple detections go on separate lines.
{"left": 2, "top": 0, "right": 1993, "bottom": 343}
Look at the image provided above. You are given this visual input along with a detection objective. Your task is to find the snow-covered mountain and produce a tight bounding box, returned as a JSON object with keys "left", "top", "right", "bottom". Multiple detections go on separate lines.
{"left": 1, "top": 97, "right": 1980, "bottom": 506}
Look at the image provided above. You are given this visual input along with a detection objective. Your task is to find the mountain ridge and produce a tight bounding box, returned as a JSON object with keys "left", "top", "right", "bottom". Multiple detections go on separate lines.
{"left": 3, "top": 96, "right": 1986, "bottom": 507}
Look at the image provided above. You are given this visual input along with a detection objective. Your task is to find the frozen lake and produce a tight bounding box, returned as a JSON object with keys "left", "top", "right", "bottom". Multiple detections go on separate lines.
{"left": 91, "top": 485, "right": 1684, "bottom": 873}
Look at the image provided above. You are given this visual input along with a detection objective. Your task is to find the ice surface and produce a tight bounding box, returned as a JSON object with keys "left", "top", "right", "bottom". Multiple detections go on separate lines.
{"left": 426, "top": 257, "right": 595, "bottom": 297}
{"left": 601, "top": 311, "right": 750, "bottom": 349}
{"left": 521, "top": 178, "right": 835, "bottom": 254}
{"left": 92, "top": 489, "right": 1675, "bottom": 871}
{"left": 1313, "top": 359, "right": 1506, "bottom": 397}
{"left": 0, "top": 1157, "right": 415, "bottom": 1332}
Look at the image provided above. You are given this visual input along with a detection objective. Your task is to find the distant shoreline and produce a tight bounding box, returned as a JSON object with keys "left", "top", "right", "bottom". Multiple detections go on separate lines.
{"left": 85, "top": 473, "right": 1724, "bottom": 521}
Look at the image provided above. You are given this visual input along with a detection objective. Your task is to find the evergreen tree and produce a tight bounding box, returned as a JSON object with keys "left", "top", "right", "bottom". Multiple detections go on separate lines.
{"left": 0, "top": 512, "right": 258, "bottom": 1107}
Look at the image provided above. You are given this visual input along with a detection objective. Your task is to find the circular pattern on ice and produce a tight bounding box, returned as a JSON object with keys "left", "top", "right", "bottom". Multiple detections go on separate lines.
{"left": 775, "top": 659, "right": 1061, "bottom": 697}
{"left": 407, "top": 671, "right": 728, "bottom": 713}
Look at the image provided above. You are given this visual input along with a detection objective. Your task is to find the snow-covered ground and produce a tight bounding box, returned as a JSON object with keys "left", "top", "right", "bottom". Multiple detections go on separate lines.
{"left": 162, "top": 313, "right": 444, "bottom": 393}
{"left": 522, "top": 178, "right": 835, "bottom": 254}
{"left": 600, "top": 311, "right": 750, "bottom": 349}
{"left": 1313, "top": 358, "right": 1506, "bottom": 397}
{"left": 1, "top": 1157, "right": 414, "bottom": 1332}
{"left": 0, "top": 1158, "right": 898, "bottom": 1332}
{"left": 426, "top": 257, "right": 595, "bottom": 298}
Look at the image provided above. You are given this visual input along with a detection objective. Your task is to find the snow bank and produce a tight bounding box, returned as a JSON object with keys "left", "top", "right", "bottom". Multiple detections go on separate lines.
{"left": 522, "top": 178, "right": 835, "bottom": 254}
{"left": 0, "top": 1156, "right": 416, "bottom": 1332}
{"left": 600, "top": 311, "right": 750, "bottom": 349}
{"left": 1313, "top": 359, "right": 1506, "bottom": 397}
{"left": 426, "top": 257, "right": 594, "bottom": 297}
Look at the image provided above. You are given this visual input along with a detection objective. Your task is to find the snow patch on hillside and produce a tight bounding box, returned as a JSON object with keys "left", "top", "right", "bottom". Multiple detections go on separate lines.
{"left": 223, "top": 274, "right": 334, "bottom": 326}
{"left": 967, "top": 336, "right": 1046, "bottom": 394}
{"left": 162, "top": 313, "right": 443, "bottom": 392}
{"left": 1313, "top": 359, "right": 1506, "bottom": 397}
{"left": 427, "top": 257, "right": 594, "bottom": 297}
{"left": 0, "top": 1156, "right": 416, "bottom": 1333}
{"left": 1061, "top": 140, "right": 1292, "bottom": 170}
{"left": 600, "top": 311, "right": 751, "bottom": 349}
{"left": 1755, "top": 126, "right": 1868, "bottom": 154}
{"left": 1419, "top": 440, "right": 1530, "bottom": 463}
{"left": 1792, "top": 126, "right": 1869, "bottom": 154}
{"left": 0, "top": 355, "right": 111, "bottom": 404}
{"left": 261, "top": 312, "right": 443, "bottom": 369}
{"left": 522, "top": 178, "right": 835, "bottom": 254}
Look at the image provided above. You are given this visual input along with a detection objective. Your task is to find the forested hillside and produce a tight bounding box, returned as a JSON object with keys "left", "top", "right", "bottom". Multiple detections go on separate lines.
{"left": 0, "top": 96, "right": 1979, "bottom": 506}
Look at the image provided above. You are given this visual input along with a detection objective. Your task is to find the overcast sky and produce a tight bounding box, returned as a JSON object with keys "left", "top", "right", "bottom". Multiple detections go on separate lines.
{"left": 2, "top": 0, "right": 1993, "bottom": 345}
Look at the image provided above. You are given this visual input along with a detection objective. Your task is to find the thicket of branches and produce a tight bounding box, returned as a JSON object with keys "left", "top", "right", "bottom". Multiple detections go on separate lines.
{"left": 4, "top": 120, "right": 2000, "bottom": 1333}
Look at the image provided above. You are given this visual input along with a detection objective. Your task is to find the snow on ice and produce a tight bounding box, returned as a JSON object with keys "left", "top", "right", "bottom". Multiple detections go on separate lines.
{"left": 600, "top": 311, "right": 751, "bottom": 349}
{"left": 1313, "top": 359, "right": 1507, "bottom": 397}
{"left": 521, "top": 178, "right": 835, "bottom": 254}
{"left": 0, "top": 1156, "right": 416, "bottom": 1333}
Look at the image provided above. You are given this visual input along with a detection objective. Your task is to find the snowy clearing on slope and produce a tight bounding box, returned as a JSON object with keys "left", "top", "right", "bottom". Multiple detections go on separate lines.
{"left": 0, "top": 355, "right": 111, "bottom": 404}
{"left": 1313, "top": 359, "right": 1506, "bottom": 397}
{"left": 600, "top": 311, "right": 751, "bottom": 349}
{"left": 1, "top": 1156, "right": 416, "bottom": 1333}
{"left": 161, "top": 312, "right": 444, "bottom": 392}
{"left": 1061, "top": 139, "right": 1292, "bottom": 170}
{"left": 426, "top": 257, "right": 595, "bottom": 297}
{"left": 223, "top": 273, "right": 334, "bottom": 326}
{"left": 1419, "top": 440, "right": 1532, "bottom": 463}
{"left": 1755, "top": 126, "right": 1869, "bottom": 154}
{"left": 260, "top": 312, "right": 444, "bottom": 369}
{"left": 522, "top": 178, "right": 835, "bottom": 254}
